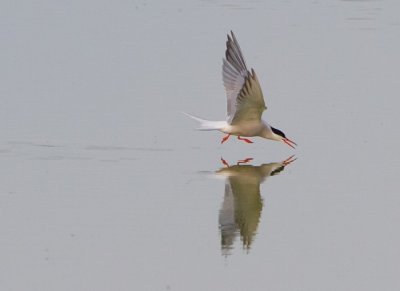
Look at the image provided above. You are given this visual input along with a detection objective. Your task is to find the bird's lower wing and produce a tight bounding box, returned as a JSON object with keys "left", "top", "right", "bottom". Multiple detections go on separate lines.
{"left": 230, "top": 69, "right": 266, "bottom": 125}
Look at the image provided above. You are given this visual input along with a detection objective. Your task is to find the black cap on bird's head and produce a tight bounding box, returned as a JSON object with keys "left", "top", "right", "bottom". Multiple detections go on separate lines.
{"left": 271, "top": 127, "right": 286, "bottom": 138}
{"left": 271, "top": 126, "right": 297, "bottom": 149}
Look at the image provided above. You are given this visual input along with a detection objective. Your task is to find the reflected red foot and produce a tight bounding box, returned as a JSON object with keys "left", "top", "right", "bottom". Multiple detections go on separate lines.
{"left": 221, "top": 134, "right": 231, "bottom": 144}
{"left": 237, "top": 158, "right": 253, "bottom": 165}
{"left": 238, "top": 136, "right": 253, "bottom": 143}
{"left": 221, "top": 158, "right": 230, "bottom": 167}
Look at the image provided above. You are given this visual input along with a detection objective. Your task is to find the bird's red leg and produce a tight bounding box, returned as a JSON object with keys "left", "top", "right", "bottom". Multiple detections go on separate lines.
{"left": 221, "top": 158, "right": 230, "bottom": 167}
{"left": 237, "top": 158, "right": 253, "bottom": 165}
{"left": 238, "top": 136, "right": 253, "bottom": 144}
{"left": 221, "top": 134, "right": 231, "bottom": 144}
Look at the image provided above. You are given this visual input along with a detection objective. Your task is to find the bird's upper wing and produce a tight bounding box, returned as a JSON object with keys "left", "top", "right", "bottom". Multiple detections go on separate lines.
{"left": 222, "top": 31, "right": 267, "bottom": 125}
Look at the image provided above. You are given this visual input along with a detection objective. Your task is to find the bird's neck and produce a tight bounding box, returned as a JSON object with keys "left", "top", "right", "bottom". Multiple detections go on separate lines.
{"left": 262, "top": 122, "right": 282, "bottom": 141}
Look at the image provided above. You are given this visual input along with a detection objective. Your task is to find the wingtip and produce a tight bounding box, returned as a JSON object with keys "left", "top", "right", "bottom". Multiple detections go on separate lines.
{"left": 231, "top": 31, "right": 239, "bottom": 42}
{"left": 227, "top": 30, "right": 236, "bottom": 40}
{"left": 250, "top": 68, "right": 258, "bottom": 80}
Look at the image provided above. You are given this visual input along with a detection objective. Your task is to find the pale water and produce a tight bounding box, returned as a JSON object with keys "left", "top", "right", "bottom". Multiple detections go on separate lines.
{"left": 1, "top": 0, "right": 400, "bottom": 290}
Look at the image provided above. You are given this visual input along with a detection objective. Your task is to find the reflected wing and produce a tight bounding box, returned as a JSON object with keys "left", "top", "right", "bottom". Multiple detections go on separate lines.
{"left": 219, "top": 180, "right": 236, "bottom": 253}
{"left": 222, "top": 31, "right": 267, "bottom": 125}
{"left": 228, "top": 174, "right": 262, "bottom": 249}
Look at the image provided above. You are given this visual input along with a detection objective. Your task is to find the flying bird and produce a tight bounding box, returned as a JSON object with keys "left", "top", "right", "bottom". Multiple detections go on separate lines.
{"left": 184, "top": 31, "right": 296, "bottom": 148}
{"left": 216, "top": 155, "right": 296, "bottom": 254}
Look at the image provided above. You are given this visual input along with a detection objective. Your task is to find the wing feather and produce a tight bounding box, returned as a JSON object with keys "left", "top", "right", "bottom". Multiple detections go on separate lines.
{"left": 222, "top": 31, "right": 267, "bottom": 125}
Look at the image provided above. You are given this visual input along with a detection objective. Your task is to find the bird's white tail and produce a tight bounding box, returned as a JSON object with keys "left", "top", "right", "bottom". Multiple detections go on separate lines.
{"left": 182, "top": 112, "right": 227, "bottom": 131}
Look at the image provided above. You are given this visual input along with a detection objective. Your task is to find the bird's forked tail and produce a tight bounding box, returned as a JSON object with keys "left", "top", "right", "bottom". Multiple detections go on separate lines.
{"left": 182, "top": 112, "right": 227, "bottom": 131}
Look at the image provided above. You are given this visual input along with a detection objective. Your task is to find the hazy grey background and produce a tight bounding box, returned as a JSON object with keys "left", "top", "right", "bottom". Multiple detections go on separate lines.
{"left": 1, "top": 0, "right": 400, "bottom": 290}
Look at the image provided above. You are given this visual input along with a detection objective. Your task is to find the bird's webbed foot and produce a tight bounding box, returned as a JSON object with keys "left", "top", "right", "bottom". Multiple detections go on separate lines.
{"left": 238, "top": 136, "right": 253, "bottom": 143}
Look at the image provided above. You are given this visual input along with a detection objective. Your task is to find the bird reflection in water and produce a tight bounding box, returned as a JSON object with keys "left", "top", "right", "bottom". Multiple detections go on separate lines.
{"left": 216, "top": 155, "right": 296, "bottom": 255}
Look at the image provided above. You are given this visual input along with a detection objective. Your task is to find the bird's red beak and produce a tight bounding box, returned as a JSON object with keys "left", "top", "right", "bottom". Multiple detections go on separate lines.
{"left": 283, "top": 138, "right": 297, "bottom": 149}
{"left": 282, "top": 155, "right": 297, "bottom": 166}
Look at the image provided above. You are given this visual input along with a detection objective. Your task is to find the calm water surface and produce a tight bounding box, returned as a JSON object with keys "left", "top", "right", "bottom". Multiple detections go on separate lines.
{"left": 1, "top": 0, "right": 399, "bottom": 290}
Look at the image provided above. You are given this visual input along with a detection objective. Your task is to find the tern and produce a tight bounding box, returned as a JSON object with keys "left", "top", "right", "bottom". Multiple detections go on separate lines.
{"left": 184, "top": 31, "right": 297, "bottom": 148}
{"left": 216, "top": 155, "right": 296, "bottom": 254}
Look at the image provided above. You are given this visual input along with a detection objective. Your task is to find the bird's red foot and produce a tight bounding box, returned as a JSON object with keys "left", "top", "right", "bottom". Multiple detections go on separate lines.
{"left": 221, "top": 134, "right": 231, "bottom": 144}
{"left": 238, "top": 136, "right": 253, "bottom": 143}
{"left": 237, "top": 158, "right": 253, "bottom": 165}
{"left": 221, "top": 158, "right": 230, "bottom": 167}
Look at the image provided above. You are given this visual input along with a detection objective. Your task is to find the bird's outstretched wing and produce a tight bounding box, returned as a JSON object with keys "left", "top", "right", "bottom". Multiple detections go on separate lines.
{"left": 222, "top": 31, "right": 267, "bottom": 125}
